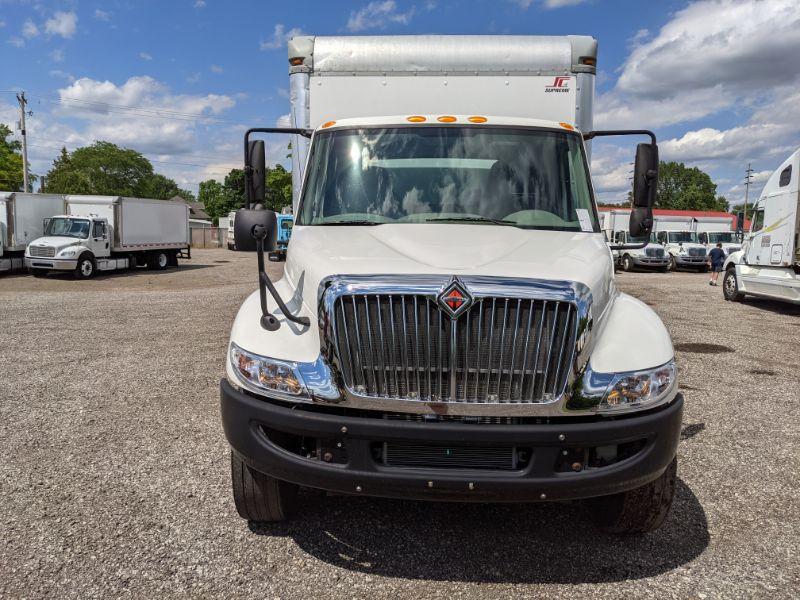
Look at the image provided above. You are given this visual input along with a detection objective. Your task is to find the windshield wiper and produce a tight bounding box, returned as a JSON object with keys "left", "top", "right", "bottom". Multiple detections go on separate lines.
{"left": 424, "top": 216, "right": 518, "bottom": 226}
{"left": 318, "top": 220, "right": 383, "bottom": 226}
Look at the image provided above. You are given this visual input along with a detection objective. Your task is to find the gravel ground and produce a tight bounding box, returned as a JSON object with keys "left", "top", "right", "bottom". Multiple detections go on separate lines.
{"left": 1, "top": 249, "right": 798, "bottom": 599}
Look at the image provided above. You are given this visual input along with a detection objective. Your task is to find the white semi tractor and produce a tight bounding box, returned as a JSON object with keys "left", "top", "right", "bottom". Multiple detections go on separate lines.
{"left": 0, "top": 192, "right": 65, "bottom": 273}
{"left": 221, "top": 35, "right": 682, "bottom": 534}
{"left": 25, "top": 195, "right": 190, "bottom": 279}
{"left": 723, "top": 148, "right": 800, "bottom": 304}
{"left": 602, "top": 209, "right": 670, "bottom": 272}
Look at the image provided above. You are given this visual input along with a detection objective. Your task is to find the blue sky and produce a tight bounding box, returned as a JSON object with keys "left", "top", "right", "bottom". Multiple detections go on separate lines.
{"left": 2, "top": 0, "right": 800, "bottom": 204}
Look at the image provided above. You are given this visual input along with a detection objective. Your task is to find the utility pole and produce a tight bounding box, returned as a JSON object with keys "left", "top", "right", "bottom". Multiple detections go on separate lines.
{"left": 743, "top": 163, "right": 754, "bottom": 226}
{"left": 16, "top": 91, "right": 30, "bottom": 193}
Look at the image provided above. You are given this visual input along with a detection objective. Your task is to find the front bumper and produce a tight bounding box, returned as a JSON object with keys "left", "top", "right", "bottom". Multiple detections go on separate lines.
{"left": 631, "top": 256, "right": 669, "bottom": 268}
{"left": 674, "top": 256, "right": 707, "bottom": 267}
{"left": 25, "top": 257, "right": 77, "bottom": 271}
{"left": 220, "top": 379, "right": 683, "bottom": 502}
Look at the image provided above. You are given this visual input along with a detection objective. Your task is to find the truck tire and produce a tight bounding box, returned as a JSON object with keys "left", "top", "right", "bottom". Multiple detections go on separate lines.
{"left": 621, "top": 255, "right": 633, "bottom": 272}
{"left": 74, "top": 254, "right": 96, "bottom": 279}
{"left": 230, "top": 451, "right": 299, "bottom": 522}
{"left": 150, "top": 251, "right": 169, "bottom": 271}
{"left": 723, "top": 268, "right": 744, "bottom": 302}
{"left": 587, "top": 457, "right": 677, "bottom": 534}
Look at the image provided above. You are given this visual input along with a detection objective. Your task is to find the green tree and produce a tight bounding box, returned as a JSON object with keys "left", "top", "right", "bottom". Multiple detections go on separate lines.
{"left": 656, "top": 161, "right": 728, "bottom": 211}
{"left": 0, "top": 124, "right": 24, "bottom": 191}
{"left": 42, "top": 141, "right": 188, "bottom": 200}
{"left": 198, "top": 165, "right": 293, "bottom": 222}
{"left": 266, "top": 164, "right": 292, "bottom": 212}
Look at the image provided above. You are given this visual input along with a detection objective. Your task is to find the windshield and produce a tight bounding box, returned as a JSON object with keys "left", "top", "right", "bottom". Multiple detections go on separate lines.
{"left": 45, "top": 217, "right": 90, "bottom": 239}
{"left": 670, "top": 231, "right": 698, "bottom": 243}
{"left": 298, "top": 127, "right": 598, "bottom": 231}
{"left": 707, "top": 232, "right": 735, "bottom": 243}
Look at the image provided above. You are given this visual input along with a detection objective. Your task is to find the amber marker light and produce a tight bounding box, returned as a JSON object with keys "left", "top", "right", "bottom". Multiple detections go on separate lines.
{"left": 321, "top": 121, "right": 336, "bottom": 128}
{"left": 437, "top": 115, "right": 457, "bottom": 123}
{"left": 559, "top": 122, "right": 575, "bottom": 130}
{"left": 407, "top": 115, "right": 427, "bottom": 122}
{"left": 467, "top": 116, "right": 488, "bottom": 123}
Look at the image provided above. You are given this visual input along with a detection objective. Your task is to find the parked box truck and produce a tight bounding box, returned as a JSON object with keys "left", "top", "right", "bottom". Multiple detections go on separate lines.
{"left": 723, "top": 148, "right": 800, "bottom": 304}
{"left": 0, "top": 192, "right": 65, "bottom": 273}
{"left": 26, "top": 195, "right": 190, "bottom": 279}
{"left": 601, "top": 209, "right": 669, "bottom": 272}
{"left": 221, "top": 35, "right": 682, "bottom": 534}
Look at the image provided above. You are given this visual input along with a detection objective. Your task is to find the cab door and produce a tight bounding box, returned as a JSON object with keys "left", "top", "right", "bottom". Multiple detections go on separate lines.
{"left": 89, "top": 219, "right": 110, "bottom": 258}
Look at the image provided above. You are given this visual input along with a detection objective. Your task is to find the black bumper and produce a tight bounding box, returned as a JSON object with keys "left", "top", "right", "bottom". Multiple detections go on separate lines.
{"left": 220, "top": 379, "right": 683, "bottom": 502}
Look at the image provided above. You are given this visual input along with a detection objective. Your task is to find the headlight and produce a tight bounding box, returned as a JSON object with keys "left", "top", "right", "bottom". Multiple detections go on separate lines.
{"left": 599, "top": 361, "right": 676, "bottom": 413}
{"left": 229, "top": 343, "right": 307, "bottom": 398}
{"left": 60, "top": 250, "right": 77, "bottom": 257}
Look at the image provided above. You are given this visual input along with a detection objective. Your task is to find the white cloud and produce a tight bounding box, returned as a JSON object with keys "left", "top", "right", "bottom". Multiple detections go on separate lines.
{"left": 22, "top": 19, "right": 39, "bottom": 39}
{"left": 210, "top": 64, "right": 223, "bottom": 73}
{"left": 194, "top": 0, "right": 206, "bottom": 7}
{"left": 54, "top": 76, "right": 236, "bottom": 155}
{"left": 186, "top": 72, "right": 201, "bottom": 83}
{"left": 7, "top": 37, "right": 24, "bottom": 48}
{"left": 346, "top": 1, "right": 414, "bottom": 32}
{"left": 0, "top": 20, "right": 6, "bottom": 28}
{"left": 44, "top": 11, "right": 77, "bottom": 39}
{"left": 49, "top": 70, "right": 75, "bottom": 83}
{"left": 260, "top": 23, "right": 303, "bottom": 51}
{"left": 50, "top": 49, "right": 65, "bottom": 63}
{"left": 509, "top": 0, "right": 589, "bottom": 8}
{"left": 276, "top": 113, "right": 291, "bottom": 128}
{"left": 139, "top": 52, "right": 153, "bottom": 61}
{"left": 93, "top": 9, "right": 111, "bottom": 21}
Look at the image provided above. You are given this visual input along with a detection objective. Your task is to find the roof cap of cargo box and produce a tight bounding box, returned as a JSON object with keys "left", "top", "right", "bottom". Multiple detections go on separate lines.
{"left": 287, "top": 35, "right": 597, "bottom": 75}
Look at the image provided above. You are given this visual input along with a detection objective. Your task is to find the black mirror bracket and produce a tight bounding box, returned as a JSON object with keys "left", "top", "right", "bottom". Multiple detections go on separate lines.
{"left": 252, "top": 224, "right": 310, "bottom": 331}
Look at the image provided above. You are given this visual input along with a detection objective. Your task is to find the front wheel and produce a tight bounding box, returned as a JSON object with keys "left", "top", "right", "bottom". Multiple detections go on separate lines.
{"left": 230, "top": 451, "right": 299, "bottom": 522}
{"left": 622, "top": 255, "right": 633, "bottom": 272}
{"left": 723, "top": 268, "right": 744, "bottom": 302}
{"left": 74, "top": 255, "right": 96, "bottom": 279}
{"left": 587, "top": 457, "right": 677, "bottom": 534}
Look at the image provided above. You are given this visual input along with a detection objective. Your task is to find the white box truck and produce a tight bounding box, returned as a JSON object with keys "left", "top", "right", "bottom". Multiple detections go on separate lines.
{"left": 652, "top": 215, "right": 709, "bottom": 272}
{"left": 602, "top": 209, "right": 670, "bottom": 272}
{"left": 226, "top": 210, "right": 236, "bottom": 250}
{"left": 25, "top": 195, "right": 190, "bottom": 279}
{"left": 723, "top": 148, "right": 800, "bottom": 304}
{"left": 0, "top": 192, "right": 65, "bottom": 273}
{"left": 221, "top": 35, "right": 682, "bottom": 534}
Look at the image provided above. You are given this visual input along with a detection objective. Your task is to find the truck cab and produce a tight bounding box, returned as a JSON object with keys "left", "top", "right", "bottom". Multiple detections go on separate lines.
{"left": 699, "top": 230, "right": 741, "bottom": 256}
{"left": 221, "top": 35, "right": 682, "bottom": 535}
{"left": 723, "top": 148, "right": 800, "bottom": 303}
{"left": 26, "top": 215, "right": 111, "bottom": 277}
{"left": 655, "top": 230, "right": 709, "bottom": 271}
{"left": 610, "top": 230, "right": 669, "bottom": 272}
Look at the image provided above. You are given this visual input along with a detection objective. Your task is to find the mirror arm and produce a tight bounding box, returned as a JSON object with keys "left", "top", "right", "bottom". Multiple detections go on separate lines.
{"left": 253, "top": 225, "right": 310, "bottom": 331}
{"left": 609, "top": 242, "right": 649, "bottom": 251}
{"left": 583, "top": 129, "right": 657, "bottom": 145}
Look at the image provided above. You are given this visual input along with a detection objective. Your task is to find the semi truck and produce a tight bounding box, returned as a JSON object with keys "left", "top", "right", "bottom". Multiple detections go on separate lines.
{"left": 25, "top": 195, "right": 190, "bottom": 279}
{"left": 221, "top": 35, "right": 682, "bottom": 534}
{"left": 723, "top": 148, "right": 800, "bottom": 304}
{"left": 602, "top": 209, "right": 670, "bottom": 272}
{"left": 0, "top": 192, "right": 65, "bottom": 273}
{"left": 652, "top": 216, "right": 708, "bottom": 271}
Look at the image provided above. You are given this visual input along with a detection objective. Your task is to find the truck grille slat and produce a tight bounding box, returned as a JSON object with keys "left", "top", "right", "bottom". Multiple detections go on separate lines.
{"left": 330, "top": 291, "right": 577, "bottom": 404}
{"left": 29, "top": 246, "right": 56, "bottom": 258}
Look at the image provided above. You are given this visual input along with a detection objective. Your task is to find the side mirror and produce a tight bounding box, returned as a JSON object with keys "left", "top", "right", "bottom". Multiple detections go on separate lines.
{"left": 245, "top": 140, "right": 266, "bottom": 209}
{"left": 630, "top": 143, "right": 658, "bottom": 237}
{"left": 736, "top": 211, "right": 745, "bottom": 234}
{"left": 233, "top": 208, "right": 276, "bottom": 252}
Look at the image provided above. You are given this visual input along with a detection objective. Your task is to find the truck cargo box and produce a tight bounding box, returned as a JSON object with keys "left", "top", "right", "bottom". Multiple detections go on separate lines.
{"left": 0, "top": 192, "right": 66, "bottom": 254}
{"left": 65, "top": 195, "right": 190, "bottom": 251}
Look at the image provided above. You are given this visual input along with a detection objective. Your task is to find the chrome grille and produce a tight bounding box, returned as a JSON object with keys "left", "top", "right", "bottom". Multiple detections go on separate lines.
{"left": 29, "top": 246, "right": 55, "bottom": 258}
{"left": 687, "top": 247, "right": 706, "bottom": 257}
{"left": 329, "top": 293, "right": 577, "bottom": 404}
{"left": 645, "top": 247, "right": 665, "bottom": 258}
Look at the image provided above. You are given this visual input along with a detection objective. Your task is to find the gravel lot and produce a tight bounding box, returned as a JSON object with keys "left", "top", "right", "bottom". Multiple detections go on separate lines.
{"left": 1, "top": 249, "right": 798, "bottom": 599}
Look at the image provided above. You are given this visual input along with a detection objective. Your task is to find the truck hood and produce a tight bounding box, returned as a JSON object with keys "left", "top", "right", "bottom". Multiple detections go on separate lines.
{"left": 27, "top": 236, "right": 84, "bottom": 252}
{"left": 284, "top": 224, "right": 615, "bottom": 319}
